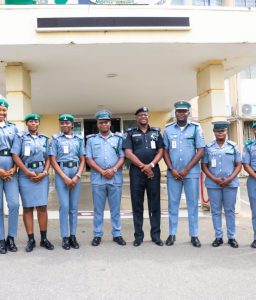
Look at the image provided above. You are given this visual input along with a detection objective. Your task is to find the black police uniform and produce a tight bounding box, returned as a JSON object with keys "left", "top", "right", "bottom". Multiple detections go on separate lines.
{"left": 123, "top": 126, "right": 164, "bottom": 242}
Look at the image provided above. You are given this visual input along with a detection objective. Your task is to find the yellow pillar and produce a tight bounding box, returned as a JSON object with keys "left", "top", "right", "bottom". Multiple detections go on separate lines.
{"left": 197, "top": 63, "right": 226, "bottom": 144}
{"left": 197, "top": 62, "right": 241, "bottom": 212}
{"left": 4, "top": 63, "right": 32, "bottom": 215}
{"left": 5, "top": 63, "right": 32, "bottom": 130}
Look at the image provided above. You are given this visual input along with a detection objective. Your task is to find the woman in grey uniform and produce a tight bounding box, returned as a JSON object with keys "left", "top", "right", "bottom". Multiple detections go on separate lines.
{"left": 0, "top": 97, "right": 19, "bottom": 254}
{"left": 49, "top": 114, "right": 85, "bottom": 250}
{"left": 11, "top": 113, "right": 54, "bottom": 252}
{"left": 202, "top": 121, "right": 241, "bottom": 248}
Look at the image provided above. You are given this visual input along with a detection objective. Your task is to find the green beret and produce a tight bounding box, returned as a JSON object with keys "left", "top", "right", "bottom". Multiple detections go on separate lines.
{"left": 95, "top": 110, "right": 111, "bottom": 120}
{"left": 0, "top": 98, "right": 9, "bottom": 108}
{"left": 212, "top": 121, "right": 230, "bottom": 131}
{"left": 252, "top": 121, "right": 256, "bottom": 128}
{"left": 59, "top": 114, "right": 74, "bottom": 122}
{"left": 174, "top": 101, "right": 191, "bottom": 110}
{"left": 24, "top": 113, "right": 41, "bottom": 122}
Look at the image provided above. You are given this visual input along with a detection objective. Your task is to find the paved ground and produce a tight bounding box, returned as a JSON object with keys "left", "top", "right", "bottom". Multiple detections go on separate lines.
{"left": 1, "top": 175, "right": 256, "bottom": 299}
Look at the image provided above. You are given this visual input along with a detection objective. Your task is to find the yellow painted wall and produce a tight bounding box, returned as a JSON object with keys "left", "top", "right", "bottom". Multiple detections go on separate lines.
{"left": 39, "top": 114, "right": 59, "bottom": 137}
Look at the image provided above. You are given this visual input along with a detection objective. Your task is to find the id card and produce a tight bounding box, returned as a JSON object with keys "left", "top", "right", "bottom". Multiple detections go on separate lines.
{"left": 172, "top": 140, "right": 177, "bottom": 149}
{"left": 63, "top": 145, "right": 69, "bottom": 154}
{"left": 24, "top": 145, "right": 31, "bottom": 156}
{"left": 211, "top": 158, "right": 217, "bottom": 168}
{"left": 151, "top": 140, "right": 156, "bottom": 149}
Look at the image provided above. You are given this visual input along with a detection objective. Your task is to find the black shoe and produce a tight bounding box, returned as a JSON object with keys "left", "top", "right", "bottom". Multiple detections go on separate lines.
{"left": 166, "top": 235, "right": 176, "bottom": 246}
{"left": 191, "top": 237, "right": 201, "bottom": 248}
{"left": 0, "top": 240, "right": 7, "bottom": 254}
{"left": 133, "top": 239, "right": 143, "bottom": 247}
{"left": 26, "top": 239, "right": 36, "bottom": 252}
{"left": 69, "top": 235, "right": 79, "bottom": 249}
{"left": 62, "top": 237, "right": 70, "bottom": 250}
{"left": 212, "top": 238, "right": 223, "bottom": 247}
{"left": 152, "top": 239, "right": 164, "bottom": 246}
{"left": 91, "top": 237, "right": 101, "bottom": 246}
{"left": 250, "top": 240, "right": 256, "bottom": 248}
{"left": 6, "top": 236, "right": 18, "bottom": 252}
{"left": 113, "top": 236, "right": 126, "bottom": 246}
{"left": 228, "top": 238, "right": 239, "bottom": 248}
{"left": 40, "top": 238, "right": 54, "bottom": 250}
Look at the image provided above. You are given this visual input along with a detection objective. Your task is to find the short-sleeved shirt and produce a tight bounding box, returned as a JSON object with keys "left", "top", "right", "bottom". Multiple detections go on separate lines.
{"left": 0, "top": 121, "right": 18, "bottom": 170}
{"left": 242, "top": 140, "right": 256, "bottom": 171}
{"left": 163, "top": 121, "right": 205, "bottom": 178}
{"left": 0, "top": 121, "right": 18, "bottom": 151}
{"left": 11, "top": 131, "right": 49, "bottom": 165}
{"left": 202, "top": 139, "right": 241, "bottom": 188}
{"left": 122, "top": 126, "right": 164, "bottom": 165}
{"left": 85, "top": 132, "right": 124, "bottom": 185}
{"left": 48, "top": 133, "right": 85, "bottom": 162}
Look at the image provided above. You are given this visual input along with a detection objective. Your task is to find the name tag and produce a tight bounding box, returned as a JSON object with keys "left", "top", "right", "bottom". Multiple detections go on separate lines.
{"left": 172, "top": 140, "right": 177, "bottom": 149}
{"left": 211, "top": 158, "right": 216, "bottom": 168}
{"left": 151, "top": 141, "right": 156, "bottom": 149}
{"left": 63, "top": 145, "right": 69, "bottom": 154}
{"left": 24, "top": 145, "right": 31, "bottom": 156}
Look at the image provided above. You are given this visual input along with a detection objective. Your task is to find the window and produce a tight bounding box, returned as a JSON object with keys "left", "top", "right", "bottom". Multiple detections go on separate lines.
{"left": 239, "top": 64, "right": 256, "bottom": 79}
{"left": 193, "top": 0, "right": 222, "bottom": 5}
{"left": 235, "top": 0, "right": 256, "bottom": 7}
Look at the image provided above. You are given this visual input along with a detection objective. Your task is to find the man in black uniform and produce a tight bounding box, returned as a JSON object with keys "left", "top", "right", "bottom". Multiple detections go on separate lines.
{"left": 123, "top": 107, "right": 164, "bottom": 246}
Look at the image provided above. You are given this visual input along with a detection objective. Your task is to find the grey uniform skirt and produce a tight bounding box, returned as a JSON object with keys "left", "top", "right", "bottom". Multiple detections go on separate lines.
{"left": 18, "top": 166, "right": 49, "bottom": 208}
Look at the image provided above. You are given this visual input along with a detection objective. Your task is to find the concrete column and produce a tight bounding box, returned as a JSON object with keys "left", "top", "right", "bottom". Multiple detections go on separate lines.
{"left": 197, "top": 62, "right": 241, "bottom": 212}
{"left": 4, "top": 63, "right": 32, "bottom": 215}
{"left": 223, "top": 0, "right": 235, "bottom": 7}
{"left": 5, "top": 62, "right": 32, "bottom": 130}
{"left": 197, "top": 63, "right": 226, "bottom": 144}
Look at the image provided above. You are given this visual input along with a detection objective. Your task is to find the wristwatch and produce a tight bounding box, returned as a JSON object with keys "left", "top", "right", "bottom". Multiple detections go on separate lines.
{"left": 76, "top": 174, "right": 81, "bottom": 179}
{"left": 43, "top": 170, "right": 48, "bottom": 175}
{"left": 113, "top": 167, "right": 118, "bottom": 173}
{"left": 150, "top": 162, "right": 155, "bottom": 168}
{"left": 168, "top": 165, "right": 173, "bottom": 171}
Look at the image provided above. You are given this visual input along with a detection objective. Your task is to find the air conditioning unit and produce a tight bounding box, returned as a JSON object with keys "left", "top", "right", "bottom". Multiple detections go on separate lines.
{"left": 241, "top": 104, "right": 256, "bottom": 116}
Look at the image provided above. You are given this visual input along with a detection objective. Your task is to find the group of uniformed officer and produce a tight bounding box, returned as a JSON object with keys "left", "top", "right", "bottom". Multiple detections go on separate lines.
{"left": 1, "top": 95, "right": 256, "bottom": 254}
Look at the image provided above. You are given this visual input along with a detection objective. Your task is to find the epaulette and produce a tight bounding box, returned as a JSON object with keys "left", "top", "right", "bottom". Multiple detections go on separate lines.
{"left": 7, "top": 121, "right": 16, "bottom": 126}
{"left": 125, "top": 127, "right": 136, "bottom": 132}
{"left": 245, "top": 139, "right": 253, "bottom": 147}
{"left": 150, "top": 127, "right": 160, "bottom": 132}
{"left": 206, "top": 140, "right": 215, "bottom": 148}
{"left": 75, "top": 134, "right": 83, "bottom": 140}
{"left": 190, "top": 121, "right": 199, "bottom": 126}
{"left": 114, "top": 132, "right": 123, "bottom": 138}
{"left": 86, "top": 134, "right": 96, "bottom": 139}
{"left": 17, "top": 131, "right": 26, "bottom": 138}
{"left": 39, "top": 133, "right": 49, "bottom": 139}
{"left": 52, "top": 133, "right": 61, "bottom": 139}
{"left": 227, "top": 140, "right": 236, "bottom": 147}
{"left": 165, "top": 122, "right": 175, "bottom": 127}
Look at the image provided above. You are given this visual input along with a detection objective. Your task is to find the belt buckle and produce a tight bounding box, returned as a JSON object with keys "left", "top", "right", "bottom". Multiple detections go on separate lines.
{"left": 3, "top": 150, "right": 8, "bottom": 156}
{"left": 32, "top": 163, "right": 37, "bottom": 168}
{"left": 68, "top": 162, "right": 73, "bottom": 168}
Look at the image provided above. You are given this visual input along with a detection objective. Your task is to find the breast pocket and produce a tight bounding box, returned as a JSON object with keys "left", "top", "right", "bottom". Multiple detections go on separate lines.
{"left": 184, "top": 136, "right": 195, "bottom": 147}
{"left": 132, "top": 136, "right": 143, "bottom": 146}
{"left": 225, "top": 150, "right": 235, "bottom": 164}
{"left": 92, "top": 144, "right": 102, "bottom": 157}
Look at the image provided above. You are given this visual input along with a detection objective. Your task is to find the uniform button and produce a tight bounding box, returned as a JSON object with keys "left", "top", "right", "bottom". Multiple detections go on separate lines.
{"left": 219, "top": 162, "right": 221, "bottom": 164}
{"left": 219, "top": 155, "right": 221, "bottom": 157}
{"left": 180, "top": 149, "right": 182, "bottom": 151}
{"left": 180, "top": 141, "right": 182, "bottom": 143}
{"left": 180, "top": 158, "right": 182, "bottom": 160}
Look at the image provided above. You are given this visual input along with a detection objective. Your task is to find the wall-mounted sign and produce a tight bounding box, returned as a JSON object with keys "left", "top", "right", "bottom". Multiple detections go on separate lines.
{"left": 37, "top": 17, "right": 190, "bottom": 32}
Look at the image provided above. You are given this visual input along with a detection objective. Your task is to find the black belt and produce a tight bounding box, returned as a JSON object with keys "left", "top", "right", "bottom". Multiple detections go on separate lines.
{"left": 27, "top": 161, "right": 45, "bottom": 169}
{"left": 0, "top": 149, "right": 11, "bottom": 156}
{"left": 58, "top": 161, "right": 79, "bottom": 168}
